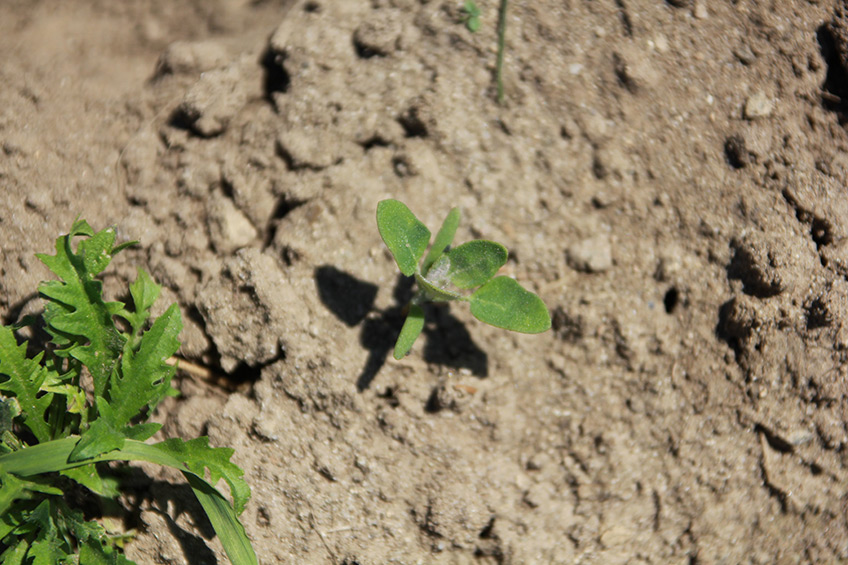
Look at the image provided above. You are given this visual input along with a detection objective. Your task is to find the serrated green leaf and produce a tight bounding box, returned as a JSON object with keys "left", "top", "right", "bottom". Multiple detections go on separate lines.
{"left": 0, "top": 473, "right": 63, "bottom": 517}
{"left": 79, "top": 538, "right": 136, "bottom": 565}
{"left": 69, "top": 401, "right": 124, "bottom": 462}
{"left": 470, "top": 276, "right": 551, "bottom": 333}
{"left": 377, "top": 199, "right": 431, "bottom": 276}
{"left": 26, "top": 501, "right": 67, "bottom": 565}
{"left": 0, "top": 537, "right": 29, "bottom": 565}
{"left": 1, "top": 436, "right": 256, "bottom": 565}
{"left": 77, "top": 226, "right": 117, "bottom": 278}
{"left": 152, "top": 437, "right": 250, "bottom": 515}
{"left": 0, "top": 327, "right": 54, "bottom": 443}
{"left": 111, "top": 303, "right": 181, "bottom": 425}
{"left": 422, "top": 207, "right": 460, "bottom": 275}
{"left": 60, "top": 464, "right": 121, "bottom": 499}
{"left": 37, "top": 223, "right": 127, "bottom": 399}
{"left": 393, "top": 305, "right": 425, "bottom": 360}
{"left": 117, "top": 269, "right": 161, "bottom": 340}
{"left": 447, "top": 240, "right": 508, "bottom": 289}
{"left": 122, "top": 422, "right": 161, "bottom": 442}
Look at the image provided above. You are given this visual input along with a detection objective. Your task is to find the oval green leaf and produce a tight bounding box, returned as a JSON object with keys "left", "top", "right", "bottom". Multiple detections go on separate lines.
{"left": 447, "top": 240, "right": 508, "bottom": 289}
{"left": 377, "top": 200, "right": 431, "bottom": 276}
{"left": 469, "top": 276, "right": 551, "bottom": 333}
{"left": 394, "top": 304, "right": 425, "bottom": 359}
{"left": 422, "top": 207, "right": 460, "bottom": 276}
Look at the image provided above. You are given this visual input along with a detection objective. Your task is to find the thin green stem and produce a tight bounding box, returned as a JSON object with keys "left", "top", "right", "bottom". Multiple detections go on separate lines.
{"left": 496, "top": 0, "right": 509, "bottom": 104}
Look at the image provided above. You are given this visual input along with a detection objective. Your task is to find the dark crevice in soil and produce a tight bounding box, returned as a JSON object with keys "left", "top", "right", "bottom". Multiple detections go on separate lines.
{"left": 756, "top": 424, "right": 794, "bottom": 453}
{"left": 781, "top": 188, "right": 834, "bottom": 260}
{"left": 715, "top": 299, "right": 743, "bottom": 360}
{"left": 614, "top": 0, "right": 633, "bottom": 37}
{"left": 817, "top": 23, "right": 848, "bottom": 123}
{"left": 358, "top": 135, "right": 392, "bottom": 151}
{"left": 663, "top": 287, "right": 679, "bottom": 314}
{"left": 263, "top": 195, "right": 306, "bottom": 247}
{"left": 398, "top": 108, "right": 428, "bottom": 138}
{"left": 724, "top": 135, "right": 749, "bottom": 169}
{"left": 260, "top": 46, "right": 290, "bottom": 101}
{"left": 806, "top": 296, "right": 831, "bottom": 330}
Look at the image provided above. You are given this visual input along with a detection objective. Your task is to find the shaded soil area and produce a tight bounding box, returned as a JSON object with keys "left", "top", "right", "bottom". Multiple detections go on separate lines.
{"left": 2, "top": 0, "right": 848, "bottom": 563}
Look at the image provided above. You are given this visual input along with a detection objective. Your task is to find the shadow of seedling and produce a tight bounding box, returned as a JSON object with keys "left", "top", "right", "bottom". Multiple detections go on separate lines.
{"left": 315, "top": 265, "right": 487, "bottom": 391}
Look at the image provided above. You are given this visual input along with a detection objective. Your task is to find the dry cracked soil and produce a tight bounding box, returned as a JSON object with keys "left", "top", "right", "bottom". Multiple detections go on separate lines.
{"left": 2, "top": 0, "right": 848, "bottom": 563}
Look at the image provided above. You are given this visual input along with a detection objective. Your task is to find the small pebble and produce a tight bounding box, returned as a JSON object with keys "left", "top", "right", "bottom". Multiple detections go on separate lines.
{"left": 567, "top": 235, "right": 613, "bottom": 273}
{"left": 744, "top": 92, "right": 774, "bottom": 120}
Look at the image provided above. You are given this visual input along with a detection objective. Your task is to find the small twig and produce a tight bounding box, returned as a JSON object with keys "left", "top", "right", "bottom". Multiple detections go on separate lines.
{"left": 166, "top": 356, "right": 213, "bottom": 380}
{"left": 166, "top": 356, "right": 239, "bottom": 391}
{"left": 495, "top": 0, "right": 509, "bottom": 105}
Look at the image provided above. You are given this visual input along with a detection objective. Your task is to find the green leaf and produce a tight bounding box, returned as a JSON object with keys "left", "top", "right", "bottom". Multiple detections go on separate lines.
{"left": 422, "top": 207, "right": 460, "bottom": 276}
{"left": 0, "top": 473, "right": 63, "bottom": 517}
{"left": 69, "top": 401, "right": 125, "bottom": 462}
{"left": 464, "top": 0, "right": 480, "bottom": 17}
{"left": 0, "top": 327, "right": 54, "bottom": 443}
{"left": 79, "top": 538, "right": 136, "bottom": 565}
{"left": 37, "top": 223, "right": 127, "bottom": 399}
{"left": 376, "top": 199, "right": 431, "bottom": 276}
{"left": 117, "top": 269, "right": 161, "bottom": 340}
{"left": 393, "top": 305, "right": 425, "bottom": 360}
{"left": 60, "top": 464, "right": 121, "bottom": 498}
{"left": 470, "top": 277, "right": 551, "bottom": 333}
{"left": 414, "top": 273, "right": 462, "bottom": 302}
{"left": 1, "top": 436, "right": 257, "bottom": 565}
{"left": 110, "top": 303, "right": 182, "bottom": 427}
{"left": 184, "top": 473, "right": 257, "bottom": 565}
{"left": 152, "top": 437, "right": 250, "bottom": 516}
{"left": 1, "top": 537, "right": 29, "bottom": 565}
{"left": 447, "top": 240, "right": 508, "bottom": 289}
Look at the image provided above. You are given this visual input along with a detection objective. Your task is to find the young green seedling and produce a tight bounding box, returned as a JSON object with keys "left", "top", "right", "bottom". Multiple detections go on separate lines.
{"left": 377, "top": 199, "right": 551, "bottom": 359}
{"left": 461, "top": 1, "right": 481, "bottom": 32}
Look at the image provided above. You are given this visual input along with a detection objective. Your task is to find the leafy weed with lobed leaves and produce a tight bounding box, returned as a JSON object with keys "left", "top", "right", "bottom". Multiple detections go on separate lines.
{"left": 377, "top": 199, "right": 550, "bottom": 359}
{"left": 0, "top": 220, "right": 256, "bottom": 565}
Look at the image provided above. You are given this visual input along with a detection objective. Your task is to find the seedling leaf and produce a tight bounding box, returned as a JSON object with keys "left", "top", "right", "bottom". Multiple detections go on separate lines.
{"left": 470, "top": 276, "right": 551, "bottom": 333}
{"left": 394, "top": 304, "right": 425, "bottom": 359}
{"left": 377, "top": 199, "right": 431, "bottom": 276}
{"left": 447, "top": 240, "right": 508, "bottom": 289}
{"left": 422, "top": 207, "right": 460, "bottom": 275}
{"left": 414, "top": 273, "right": 463, "bottom": 302}
{"left": 0, "top": 327, "right": 52, "bottom": 443}
{"left": 36, "top": 222, "right": 126, "bottom": 399}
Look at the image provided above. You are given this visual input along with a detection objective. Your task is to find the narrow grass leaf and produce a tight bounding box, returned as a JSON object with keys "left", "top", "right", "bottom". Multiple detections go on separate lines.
{"left": 184, "top": 472, "right": 258, "bottom": 565}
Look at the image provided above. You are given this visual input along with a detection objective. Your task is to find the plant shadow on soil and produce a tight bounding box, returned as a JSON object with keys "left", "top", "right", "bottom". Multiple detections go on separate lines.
{"left": 81, "top": 465, "right": 220, "bottom": 565}
{"left": 315, "top": 266, "right": 487, "bottom": 391}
